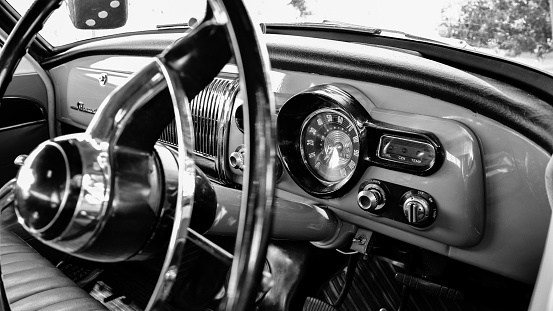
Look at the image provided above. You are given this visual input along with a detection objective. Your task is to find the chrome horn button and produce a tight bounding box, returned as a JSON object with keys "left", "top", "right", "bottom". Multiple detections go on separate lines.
{"left": 11, "top": 132, "right": 187, "bottom": 262}
{"left": 14, "top": 140, "right": 83, "bottom": 240}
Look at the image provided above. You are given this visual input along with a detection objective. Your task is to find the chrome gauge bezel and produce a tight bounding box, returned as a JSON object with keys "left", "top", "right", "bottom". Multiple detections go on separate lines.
{"left": 276, "top": 84, "right": 371, "bottom": 198}
{"left": 299, "top": 108, "right": 361, "bottom": 186}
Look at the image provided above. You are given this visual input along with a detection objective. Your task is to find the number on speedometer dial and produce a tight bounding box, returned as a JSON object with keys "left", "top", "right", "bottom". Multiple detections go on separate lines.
{"left": 300, "top": 109, "right": 361, "bottom": 183}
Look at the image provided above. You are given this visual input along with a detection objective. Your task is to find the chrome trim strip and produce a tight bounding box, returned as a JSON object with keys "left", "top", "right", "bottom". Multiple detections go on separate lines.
{"left": 0, "top": 119, "right": 46, "bottom": 132}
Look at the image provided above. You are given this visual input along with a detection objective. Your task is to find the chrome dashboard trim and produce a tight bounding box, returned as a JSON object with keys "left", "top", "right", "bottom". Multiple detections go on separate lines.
{"left": 159, "top": 77, "right": 239, "bottom": 184}
{"left": 213, "top": 77, "right": 239, "bottom": 182}
{"left": 98, "top": 73, "right": 108, "bottom": 86}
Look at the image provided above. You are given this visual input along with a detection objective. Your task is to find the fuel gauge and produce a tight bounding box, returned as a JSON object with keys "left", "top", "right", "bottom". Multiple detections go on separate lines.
{"left": 378, "top": 135, "right": 436, "bottom": 168}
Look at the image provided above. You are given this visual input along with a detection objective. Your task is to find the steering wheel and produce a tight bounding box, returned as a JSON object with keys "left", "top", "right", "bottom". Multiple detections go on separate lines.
{"left": 0, "top": 0, "right": 276, "bottom": 310}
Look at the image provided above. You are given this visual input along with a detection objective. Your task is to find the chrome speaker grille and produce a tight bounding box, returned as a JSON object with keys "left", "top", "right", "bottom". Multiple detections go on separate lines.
{"left": 158, "top": 77, "right": 239, "bottom": 181}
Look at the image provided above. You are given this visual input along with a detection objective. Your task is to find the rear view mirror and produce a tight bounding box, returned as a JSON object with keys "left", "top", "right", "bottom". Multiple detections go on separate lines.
{"left": 67, "top": 0, "right": 128, "bottom": 29}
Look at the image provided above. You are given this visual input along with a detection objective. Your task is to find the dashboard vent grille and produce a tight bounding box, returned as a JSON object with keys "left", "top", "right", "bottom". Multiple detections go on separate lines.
{"left": 159, "top": 77, "right": 239, "bottom": 160}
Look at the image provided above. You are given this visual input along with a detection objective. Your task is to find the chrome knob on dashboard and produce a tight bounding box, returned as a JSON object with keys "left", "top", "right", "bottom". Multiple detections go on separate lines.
{"left": 358, "top": 190, "right": 381, "bottom": 210}
{"left": 13, "top": 154, "right": 28, "bottom": 167}
{"left": 229, "top": 145, "right": 245, "bottom": 171}
{"left": 400, "top": 190, "right": 437, "bottom": 227}
{"left": 357, "top": 181, "right": 387, "bottom": 214}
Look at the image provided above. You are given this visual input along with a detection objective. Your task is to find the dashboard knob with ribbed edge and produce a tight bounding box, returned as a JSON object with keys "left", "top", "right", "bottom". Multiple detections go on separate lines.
{"left": 400, "top": 190, "right": 437, "bottom": 227}
{"left": 229, "top": 145, "right": 245, "bottom": 171}
{"left": 357, "top": 180, "right": 387, "bottom": 214}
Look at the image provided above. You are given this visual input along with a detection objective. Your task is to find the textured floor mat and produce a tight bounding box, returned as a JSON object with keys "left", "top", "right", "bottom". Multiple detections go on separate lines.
{"left": 303, "top": 297, "right": 338, "bottom": 311}
{"left": 57, "top": 261, "right": 103, "bottom": 287}
{"left": 93, "top": 243, "right": 209, "bottom": 311}
{"left": 320, "top": 256, "right": 401, "bottom": 311}
{"left": 319, "top": 256, "right": 489, "bottom": 311}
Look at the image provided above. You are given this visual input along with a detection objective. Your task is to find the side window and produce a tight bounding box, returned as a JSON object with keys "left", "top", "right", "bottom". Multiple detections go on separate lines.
{"left": 14, "top": 57, "right": 35, "bottom": 74}
{"left": 0, "top": 41, "right": 35, "bottom": 74}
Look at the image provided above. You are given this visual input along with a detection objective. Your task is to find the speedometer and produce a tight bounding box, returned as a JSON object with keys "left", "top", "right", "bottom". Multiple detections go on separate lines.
{"left": 278, "top": 84, "right": 443, "bottom": 198}
{"left": 300, "top": 109, "right": 360, "bottom": 183}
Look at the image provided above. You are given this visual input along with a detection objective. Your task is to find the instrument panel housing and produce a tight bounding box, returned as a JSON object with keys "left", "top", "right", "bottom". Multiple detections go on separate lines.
{"left": 49, "top": 52, "right": 550, "bottom": 284}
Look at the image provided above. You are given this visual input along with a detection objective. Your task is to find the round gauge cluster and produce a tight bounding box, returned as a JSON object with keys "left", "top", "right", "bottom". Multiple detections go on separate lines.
{"left": 277, "top": 84, "right": 370, "bottom": 197}
{"left": 277, "top": 84, "right": 443, "bottom": 198}
{"left": 300, "top": 109, "right": 360, "bottom": 183}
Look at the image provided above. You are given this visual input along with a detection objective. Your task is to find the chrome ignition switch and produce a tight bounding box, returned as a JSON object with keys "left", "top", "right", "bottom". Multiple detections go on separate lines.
{"left": 400, "top": 190, "right": 437, "bottom": 227}
{"left": 357, "top": 180, "right": 387, "bottom": 214}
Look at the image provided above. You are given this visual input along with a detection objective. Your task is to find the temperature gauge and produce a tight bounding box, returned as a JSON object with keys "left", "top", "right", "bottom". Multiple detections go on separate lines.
{"left": 378, "top": 135, "right": 436, "bottom": 168}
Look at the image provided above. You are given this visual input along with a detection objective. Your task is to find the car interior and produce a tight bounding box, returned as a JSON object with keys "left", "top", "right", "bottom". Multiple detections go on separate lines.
{"left": 1, "top": 0, "right": 553, "bottom": 310}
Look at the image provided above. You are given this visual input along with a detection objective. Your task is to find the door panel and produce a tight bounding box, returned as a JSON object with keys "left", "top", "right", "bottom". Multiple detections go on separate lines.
{"left": 0, "top": 97, "right": 48, "bottom": 185}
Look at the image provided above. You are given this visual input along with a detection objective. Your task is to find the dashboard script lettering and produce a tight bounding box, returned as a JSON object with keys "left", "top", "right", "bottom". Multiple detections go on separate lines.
{"left": 70, "top": 102, "right": 97, "bottom": 115}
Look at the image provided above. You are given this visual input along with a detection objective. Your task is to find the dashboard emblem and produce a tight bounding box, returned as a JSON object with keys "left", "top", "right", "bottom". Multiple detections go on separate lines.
{"left": 70, "top": 102, "right": 97, "bottom": 115}
{"left": 98, "top": 73, "right": 108, "bottom": 86}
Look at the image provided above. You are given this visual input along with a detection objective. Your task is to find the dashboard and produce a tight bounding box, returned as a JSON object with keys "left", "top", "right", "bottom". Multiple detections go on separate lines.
{"left": 46, "top": 33, "right": 551, "bottom": 286}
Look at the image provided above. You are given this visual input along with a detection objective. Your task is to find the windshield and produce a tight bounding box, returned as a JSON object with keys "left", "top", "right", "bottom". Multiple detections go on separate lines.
{"left": 7, "top": 0, "right": 553, "bottom": 73}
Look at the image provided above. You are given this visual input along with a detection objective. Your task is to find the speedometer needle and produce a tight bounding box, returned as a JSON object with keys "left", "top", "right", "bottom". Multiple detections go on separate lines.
{"left": 328, "top": 147, "right": 340, "bottom": 169}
